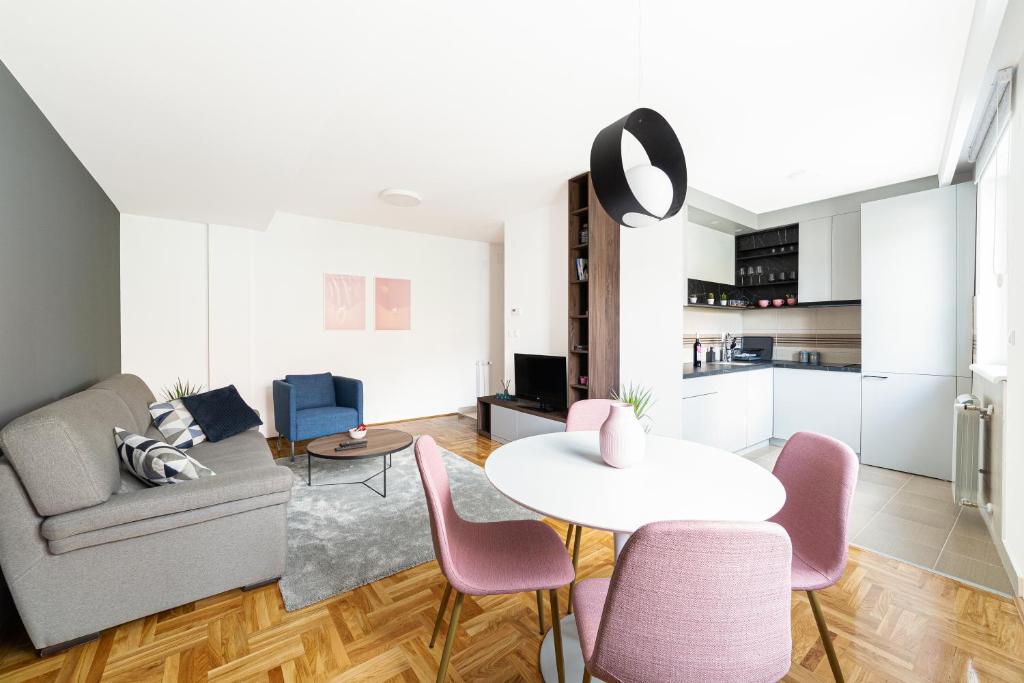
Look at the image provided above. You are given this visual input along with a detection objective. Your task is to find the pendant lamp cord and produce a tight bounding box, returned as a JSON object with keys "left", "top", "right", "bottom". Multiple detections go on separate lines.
{"left": 636, "top": 0, "right": 643, "bottom": 104}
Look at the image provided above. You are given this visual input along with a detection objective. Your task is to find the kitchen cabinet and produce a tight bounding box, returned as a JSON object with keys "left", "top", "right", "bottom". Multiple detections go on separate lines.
{"left": 773, "top": 368, "right": 861, "bottom": 452}
{"left": 861, "top": 373, "right": 956, "bottom": 480}
{"left": 745, "top": 368, "right": 774, "bottom": 445}
{"left": 798, "top": 217, "right": 831, "bottom": 303}
{"left": 682, "top": 369, "right": 772, "bottom": 452}
{"left": 798, "top": 212, "right": 861, "bottom": 303}
{"left": 831, "top": 211, "right": 861, "bottom": 300}
{"left": 862, "top": 186, "right": 961, "bottom": 376}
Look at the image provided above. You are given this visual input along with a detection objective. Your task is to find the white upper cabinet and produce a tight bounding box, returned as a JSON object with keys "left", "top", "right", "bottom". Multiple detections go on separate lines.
{"left": 830, "top": 211, "right": 861, "bottom": 301}
{"left": 798, "top": 217, "right": 832, "bottom": 303}
{"left": 798, "top": 213, "right": 862, "bottom": 303}
{"left": 861, "top": 186, "right": 958, "bottom": 375}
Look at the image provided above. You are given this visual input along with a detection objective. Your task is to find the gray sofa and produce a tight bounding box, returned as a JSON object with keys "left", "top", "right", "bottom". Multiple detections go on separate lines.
{"left": 0, "top": 374, "right": 293, "bottom": 653}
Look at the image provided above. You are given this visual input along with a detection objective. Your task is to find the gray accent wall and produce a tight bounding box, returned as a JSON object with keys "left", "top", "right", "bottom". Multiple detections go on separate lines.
{"left": 0, "top": 59, "right": 120, "bottom": 428}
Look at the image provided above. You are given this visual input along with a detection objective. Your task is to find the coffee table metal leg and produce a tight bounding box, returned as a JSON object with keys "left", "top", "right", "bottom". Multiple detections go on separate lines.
{"left": 383, "top": 454, "right": 387, "bottom": 497}
{"left": 307, "top": 454, "right": 312, "bottom": 486}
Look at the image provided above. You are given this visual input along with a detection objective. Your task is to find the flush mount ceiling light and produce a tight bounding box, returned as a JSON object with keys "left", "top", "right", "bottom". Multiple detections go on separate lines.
{"left": 378, "top": 189, "right": 422, "bottom": 207}
{"left": 590, "top": 108, "right": 687, "bottom": 228}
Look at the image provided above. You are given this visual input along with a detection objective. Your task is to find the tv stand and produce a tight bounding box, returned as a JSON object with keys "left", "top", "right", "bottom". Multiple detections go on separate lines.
{"left": 477, "top": 395, "right": 567, "bottom": 443}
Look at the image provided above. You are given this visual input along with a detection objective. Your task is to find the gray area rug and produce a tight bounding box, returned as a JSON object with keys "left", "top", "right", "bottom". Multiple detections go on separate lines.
{"left": 277, "top": 444, "right": 538, "bottom": 611}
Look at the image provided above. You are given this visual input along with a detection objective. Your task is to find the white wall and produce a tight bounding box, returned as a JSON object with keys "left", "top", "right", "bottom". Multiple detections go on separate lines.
{"left": 1000, "top": 60, "right": 1024, "bottom": 593}
{"left": 121, "top": 212, "right": 501, "bottom": 430}
{"left": 685, "top": 220, "right": 735, "bottom": 284}
{"left": 502, "top": 194, "right": 568, "bottom": 389}
{"left": 621, "top": 215, "right": 685, "bottom": 437}
{"left": 120, "top": 215, "right": 209, "bottom": 399}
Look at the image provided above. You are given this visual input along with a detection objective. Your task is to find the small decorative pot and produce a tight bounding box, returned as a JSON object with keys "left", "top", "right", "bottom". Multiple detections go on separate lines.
{"left": 688, "top": 295, "right": 698, "bottom": 304}
{"left": 599, "top": 402, "right": 646, "bottom": 468}
{"left": 707, "top": 298, "right": 715, "bottom": 305}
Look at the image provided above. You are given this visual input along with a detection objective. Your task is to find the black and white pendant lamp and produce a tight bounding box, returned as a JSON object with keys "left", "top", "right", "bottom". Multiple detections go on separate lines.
{"left": 590, "top": 107, "right": 687, "bottom": 228}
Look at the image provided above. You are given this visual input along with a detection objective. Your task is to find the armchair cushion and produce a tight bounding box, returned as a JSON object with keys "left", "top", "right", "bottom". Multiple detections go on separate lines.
{"left": 285, "top": 373, "right": 335, "bottom": 410}
{"left": 296, "top": 406, "right": 359, "bottom": 441}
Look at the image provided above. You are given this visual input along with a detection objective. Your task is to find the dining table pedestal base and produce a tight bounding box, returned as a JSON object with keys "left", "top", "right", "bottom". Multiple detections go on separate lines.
{"left": 539, "top": 614, "right": 606, "bottom": 683}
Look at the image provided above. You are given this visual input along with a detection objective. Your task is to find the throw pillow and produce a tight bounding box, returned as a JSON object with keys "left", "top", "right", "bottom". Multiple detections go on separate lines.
{"left": 284, "top": 372, "right": 335, "bottom": 410}
{"left": 114, "top": 427, "right": 215, "bottom": 486}
{"left": 181, "top": 385, "right": 263, "bottom": 442}
{"left": 148, "top": 399, "right": 207, "bottom": 449}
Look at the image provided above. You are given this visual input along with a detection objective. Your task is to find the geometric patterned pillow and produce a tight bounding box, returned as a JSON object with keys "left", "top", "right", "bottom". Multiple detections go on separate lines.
{"left": 148, "top": 399, "right": 207, "bottom": 449}
{"left": 113, "top": 427, "right": 215, "bottom": 486}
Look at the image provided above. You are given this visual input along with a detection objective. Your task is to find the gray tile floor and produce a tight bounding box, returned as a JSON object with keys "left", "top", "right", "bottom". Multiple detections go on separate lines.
{"left": 746, "top": 444, "right": 1013, "bottom": 595}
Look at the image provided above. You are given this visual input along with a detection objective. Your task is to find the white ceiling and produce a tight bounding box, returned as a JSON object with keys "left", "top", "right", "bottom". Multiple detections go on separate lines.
{"left": 0, "top": 1, "right": 975, "bottom": 242}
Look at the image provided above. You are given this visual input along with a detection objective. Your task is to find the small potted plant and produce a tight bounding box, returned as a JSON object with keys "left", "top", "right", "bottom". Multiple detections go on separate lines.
{"left": 688, "top": 293, "right": 698, "bottom": 304}
{"left": 706, "top": 292, "right": 716, "bottom": 305}
{"left": 719, "top": 292, "right": 728, "bottom": 306}
{"left": 786, "top": 294, "right": 797, "bottom": 306}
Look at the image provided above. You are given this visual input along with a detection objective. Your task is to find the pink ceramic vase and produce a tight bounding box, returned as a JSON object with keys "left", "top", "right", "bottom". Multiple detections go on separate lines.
{"left": 599, "top": 402, "right": 646, "bottom": 468}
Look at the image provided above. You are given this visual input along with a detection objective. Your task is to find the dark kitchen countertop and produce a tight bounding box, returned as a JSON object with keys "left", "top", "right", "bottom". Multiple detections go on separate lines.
{"left": 683, "top": 360, "right": 861, "bottom": 379}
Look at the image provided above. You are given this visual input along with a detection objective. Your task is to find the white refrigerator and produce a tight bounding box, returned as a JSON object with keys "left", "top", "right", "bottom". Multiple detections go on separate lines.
{"left": 860, "top": 184, "right": 975, "bottom": 480}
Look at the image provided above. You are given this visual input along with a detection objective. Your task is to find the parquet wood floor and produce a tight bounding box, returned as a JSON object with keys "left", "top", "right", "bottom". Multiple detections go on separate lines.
{"left": 1, "top": 414, "right": 1022, "bottom": 682}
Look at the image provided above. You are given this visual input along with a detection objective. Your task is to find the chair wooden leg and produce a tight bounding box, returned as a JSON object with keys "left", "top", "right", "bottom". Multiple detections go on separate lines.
{"left": 565, "top": 524, "right": 574, "bottom": 549}
{"left": 582, "top": 672, "right": 592, "bottom": 683}
{"left": 436, "top": 592, "right": 464, "bottom": 682}
{"left": 536, "top": 589, "right": 545, "bottom": 635}
{"left": 807, "top": 590, "right": 844, "bottom": 683}
{"left": 567, "top": 524, "right": 582, "bottom": 615}
{"left": 549, "top": 589, "right": 566, "bottom": 683}
{"left": 290, "top": 440, "right": 296, "bottom": 462}
{"left": 429, "top": 582, "right": 453, "bottom": 648}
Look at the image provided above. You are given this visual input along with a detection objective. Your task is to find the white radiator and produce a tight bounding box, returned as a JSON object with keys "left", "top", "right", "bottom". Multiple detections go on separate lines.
{"left": 475, "top": 361, "right": 491, "bottom": 396}
{"left": 952, "top": 394, "right": 992, "bottom": 506}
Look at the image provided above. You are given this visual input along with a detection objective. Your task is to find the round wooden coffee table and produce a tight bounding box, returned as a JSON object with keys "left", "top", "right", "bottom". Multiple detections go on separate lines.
{"left": 305, "top": 429, "right": 413, "bottom": 497}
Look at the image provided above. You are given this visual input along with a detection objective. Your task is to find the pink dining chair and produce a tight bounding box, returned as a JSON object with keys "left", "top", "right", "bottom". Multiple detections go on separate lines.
{"left": 562, "top": 399, "right": 616, "bottom": 614}
{"left": 770, "top": 431, "right": 858, "bottom": 683}
{"left": 415, "top": 435, "right": 575, "bottom": 682}
{"left": 572, "top": 520, "right": 793, "bottom": 683}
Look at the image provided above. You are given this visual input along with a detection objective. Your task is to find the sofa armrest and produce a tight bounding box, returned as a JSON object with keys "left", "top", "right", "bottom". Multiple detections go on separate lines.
{"left": 41, "top": 465, "right": 293, "bottom": 542}
{"left": 272, "top": 380, "right": 297, "bottom": 440}
{"left": 333, "top": 376, "right": 363, "bottom": 424}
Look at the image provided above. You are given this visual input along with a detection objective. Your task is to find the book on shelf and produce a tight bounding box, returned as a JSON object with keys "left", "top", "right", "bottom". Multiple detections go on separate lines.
{"left": 575, "top": 257, "right": 588, "bottom": 281}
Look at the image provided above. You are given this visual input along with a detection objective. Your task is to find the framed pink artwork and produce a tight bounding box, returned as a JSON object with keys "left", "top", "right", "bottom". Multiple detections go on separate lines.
{"left": 324, "top": 274, "right": 366, "bottom": 330}
{"left": 375, "top": 277, "right": 411, "bottom": 330}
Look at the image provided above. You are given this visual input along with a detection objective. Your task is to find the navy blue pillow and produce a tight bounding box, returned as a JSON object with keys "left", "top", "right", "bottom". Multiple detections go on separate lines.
{"left": 284, "top": 373, "right": 336, "bottom": 410}
{"left": 181, "top": 386, "right": 263, "bottom": 442}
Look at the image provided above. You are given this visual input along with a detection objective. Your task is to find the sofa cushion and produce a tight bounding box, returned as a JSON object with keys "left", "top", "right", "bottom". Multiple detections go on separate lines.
{"left": 91, "top": 374, "right": 158, "bottom": 434}
{"left": 115, "top": 428, "right": 215, "bottom": 486}
{"left": 0, "top": 388, "right": 131, "bottom": 516}
{"left": 296, "top": 406, "right": 359, "bottom": 440}
{"left": 187, "top": 429, "right": 274, "bottom": 475}
{"left": 285, "top": 373, "right": 336, "bottom": 410}
{"left": 41, "top": 464, "right": 293, "bottom": 544}
{"left": 149, "top": 399, "right": 207, "bottom": 449}
{"left": 182, "top": 386, "right": 262, "bottom": 442}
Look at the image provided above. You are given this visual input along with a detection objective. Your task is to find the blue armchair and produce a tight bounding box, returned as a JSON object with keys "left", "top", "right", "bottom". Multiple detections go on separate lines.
{"left": 273, "top": 373, "right": 364, "bottom": 460}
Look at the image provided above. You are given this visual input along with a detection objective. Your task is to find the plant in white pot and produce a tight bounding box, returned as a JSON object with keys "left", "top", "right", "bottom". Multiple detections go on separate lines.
{"left": 600, "top": 384, "right": 654, "bottom": 468}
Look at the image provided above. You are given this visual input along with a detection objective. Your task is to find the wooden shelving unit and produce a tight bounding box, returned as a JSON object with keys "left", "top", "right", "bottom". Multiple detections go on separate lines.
{"left": 567, "top": 172, "right": 619, "bottom": 408}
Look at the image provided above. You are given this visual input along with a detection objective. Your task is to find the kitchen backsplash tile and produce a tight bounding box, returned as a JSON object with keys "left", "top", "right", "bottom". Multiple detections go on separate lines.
{"left": 684, "top": 304, "right": 861, "bottom": 364}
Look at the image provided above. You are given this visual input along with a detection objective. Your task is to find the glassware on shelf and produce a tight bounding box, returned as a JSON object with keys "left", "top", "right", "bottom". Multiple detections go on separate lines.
{"left": 789, "top": 270, "right": 797, "bottom": 280}
{"left": 738, "top": 267, "right": 746, "bottom": 286}
{"left": 756, "top": 266, "right": 763, "bottom": 284}
{"left": 768, "top": 272, "right": 776, "bottom": 282}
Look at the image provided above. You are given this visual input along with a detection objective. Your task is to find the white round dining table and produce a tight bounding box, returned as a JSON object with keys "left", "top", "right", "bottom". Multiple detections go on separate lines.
{"left": 484, "top": 430, "right": 786, "bottom": 683}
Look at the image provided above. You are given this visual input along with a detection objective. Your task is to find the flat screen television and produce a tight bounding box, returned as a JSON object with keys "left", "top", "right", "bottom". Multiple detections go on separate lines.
{"left": 514, "top": 353, "right": 567, "bottom": 411}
